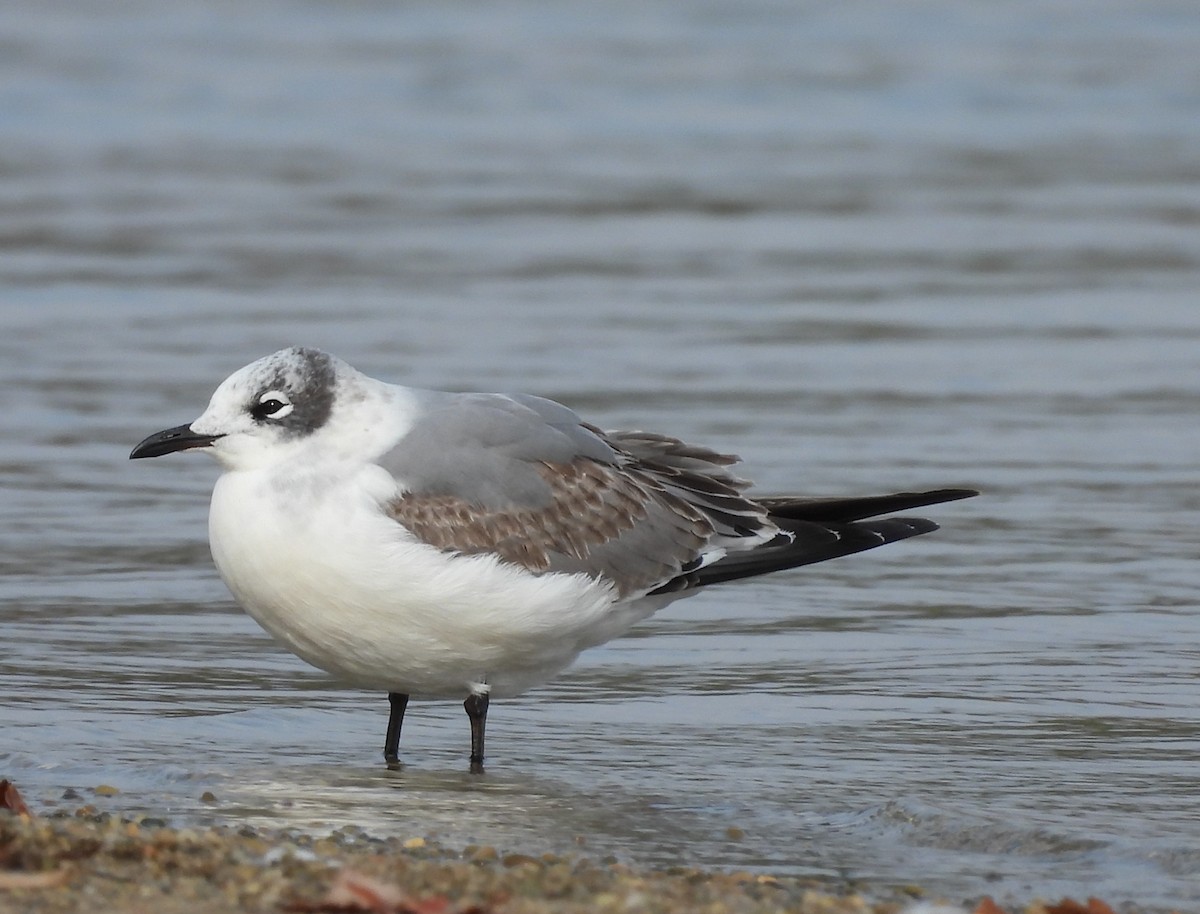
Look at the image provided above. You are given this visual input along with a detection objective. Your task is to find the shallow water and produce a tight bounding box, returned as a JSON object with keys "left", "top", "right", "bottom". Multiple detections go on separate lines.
{"left": 3, "top": 0, "right": 1200, "bottom": 909}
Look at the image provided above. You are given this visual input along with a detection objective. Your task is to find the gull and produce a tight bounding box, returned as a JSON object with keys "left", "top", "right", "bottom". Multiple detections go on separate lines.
{"left": 130, "top": 347, "right": 975, "bottom": 770}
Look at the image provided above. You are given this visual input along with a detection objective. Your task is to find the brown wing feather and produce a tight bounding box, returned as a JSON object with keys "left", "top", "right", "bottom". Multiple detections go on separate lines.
{"left": 386, "top": 458, "right": 716, "bottom": 596}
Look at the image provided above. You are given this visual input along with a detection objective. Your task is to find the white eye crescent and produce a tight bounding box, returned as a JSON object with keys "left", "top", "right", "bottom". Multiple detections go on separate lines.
{"left": 253, "top": 390, "right": 294, "bottom": 420}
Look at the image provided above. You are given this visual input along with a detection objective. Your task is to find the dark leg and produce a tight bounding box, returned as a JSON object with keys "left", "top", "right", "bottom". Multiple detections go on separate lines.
{"left": 383, "top": 692, "right": 409, "bottom": 767}
{"left": 464, "top": 691, "right": 489, "bottom": 773}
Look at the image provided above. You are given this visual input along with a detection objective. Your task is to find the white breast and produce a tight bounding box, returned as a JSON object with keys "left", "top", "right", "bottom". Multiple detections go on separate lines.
{"left": 207, "top": 463, "right": 635, "bottom": 698}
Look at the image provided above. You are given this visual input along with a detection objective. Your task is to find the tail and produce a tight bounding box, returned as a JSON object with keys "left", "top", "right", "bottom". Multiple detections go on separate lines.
{"left": 651, "top": 488, "right": 977, "bottom": 593}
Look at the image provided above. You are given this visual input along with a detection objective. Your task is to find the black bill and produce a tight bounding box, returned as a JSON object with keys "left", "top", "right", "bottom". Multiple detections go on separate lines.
{"left": 130, "top": 424, "right": 221, "bottom": 459}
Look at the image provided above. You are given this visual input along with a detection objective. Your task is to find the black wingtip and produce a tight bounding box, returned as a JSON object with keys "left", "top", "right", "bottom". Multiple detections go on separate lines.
{"left": 654, "top": 489, "right": 977, "bottom": 594}
{"left": 924, "top": 487, "right": 979, "bottom": 502}
{"left": 758, "top": 487, "right": 979, "bottom": 525}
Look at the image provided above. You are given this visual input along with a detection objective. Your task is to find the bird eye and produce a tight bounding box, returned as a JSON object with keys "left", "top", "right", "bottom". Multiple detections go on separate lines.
{"left": 250, "top": 391, "right": 294, "bottom": 421}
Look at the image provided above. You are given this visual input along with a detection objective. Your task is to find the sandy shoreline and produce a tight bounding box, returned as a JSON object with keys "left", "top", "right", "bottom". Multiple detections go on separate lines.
{"left": 0, "top": 795, "right": 1125, "bottom": 914}
{"left": 0, "top": 805, "right": 904, "bottom": 914}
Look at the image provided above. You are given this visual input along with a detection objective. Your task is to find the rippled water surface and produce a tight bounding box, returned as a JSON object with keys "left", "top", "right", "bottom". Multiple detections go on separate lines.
{"left": 3, "top": 1, "right": 1200, "bottom": 910}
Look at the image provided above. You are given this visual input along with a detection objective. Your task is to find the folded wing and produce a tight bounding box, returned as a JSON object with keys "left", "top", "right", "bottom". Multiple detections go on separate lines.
{"left": 378, "top": 391, "right": 976, "bottom": 599}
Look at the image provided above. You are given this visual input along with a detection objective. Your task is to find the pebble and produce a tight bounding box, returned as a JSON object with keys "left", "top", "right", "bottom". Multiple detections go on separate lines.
{"left": 468, "top": 844, "right": 498, "bottom": 863}
{"left": 502, "top": 852, "right": 542, "bottom": 868}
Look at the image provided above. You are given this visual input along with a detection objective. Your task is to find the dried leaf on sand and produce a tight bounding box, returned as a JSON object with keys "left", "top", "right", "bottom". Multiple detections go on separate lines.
{"left": 286, "top": 868, "right": 487, "bottom": 914}
{"left": 1045, "top": 899, "right": 1117, "bottom": 914}
{"left": 0, "top": 868, "right": 69, "bottom": 890}
{"left": 0, "top": 781, "right": 31, "bottom": 818}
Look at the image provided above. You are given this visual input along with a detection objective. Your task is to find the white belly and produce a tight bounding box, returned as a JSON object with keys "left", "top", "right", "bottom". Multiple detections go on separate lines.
{"left": 207, "top": 466, "right": 640, "bottom": 698}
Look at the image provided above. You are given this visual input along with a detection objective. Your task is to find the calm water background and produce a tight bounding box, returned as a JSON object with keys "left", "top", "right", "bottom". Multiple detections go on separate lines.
{"left": 2, "top": 0, "right": 1200, "bottom": 909}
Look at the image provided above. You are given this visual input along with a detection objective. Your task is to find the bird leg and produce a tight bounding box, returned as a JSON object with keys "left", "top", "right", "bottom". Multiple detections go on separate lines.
{"left": 383, "top": 692, "right": 409, "bottom": 768}
{"left": 464, "top": 691, "right": 490, "bottom": 773}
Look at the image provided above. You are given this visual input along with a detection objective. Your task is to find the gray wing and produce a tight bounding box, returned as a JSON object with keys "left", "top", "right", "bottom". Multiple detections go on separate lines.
{"left": 379, "top": 391, "right": 617, "bottom": 508}
{"left": 379, "top": 392, "right": 775, "bottom": 597}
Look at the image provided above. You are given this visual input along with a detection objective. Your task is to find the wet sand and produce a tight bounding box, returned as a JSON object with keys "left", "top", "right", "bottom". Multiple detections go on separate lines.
{"left": 0, "top": 800, "right": 1122, "bottom": 914}
{"left": 0, "top": 807, "right": 906, "bottom": 914}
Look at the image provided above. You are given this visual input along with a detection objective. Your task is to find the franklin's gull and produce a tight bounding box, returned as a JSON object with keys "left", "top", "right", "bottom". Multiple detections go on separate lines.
{"left": 130, "top": 347, "right": 976, "bottom": 770}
